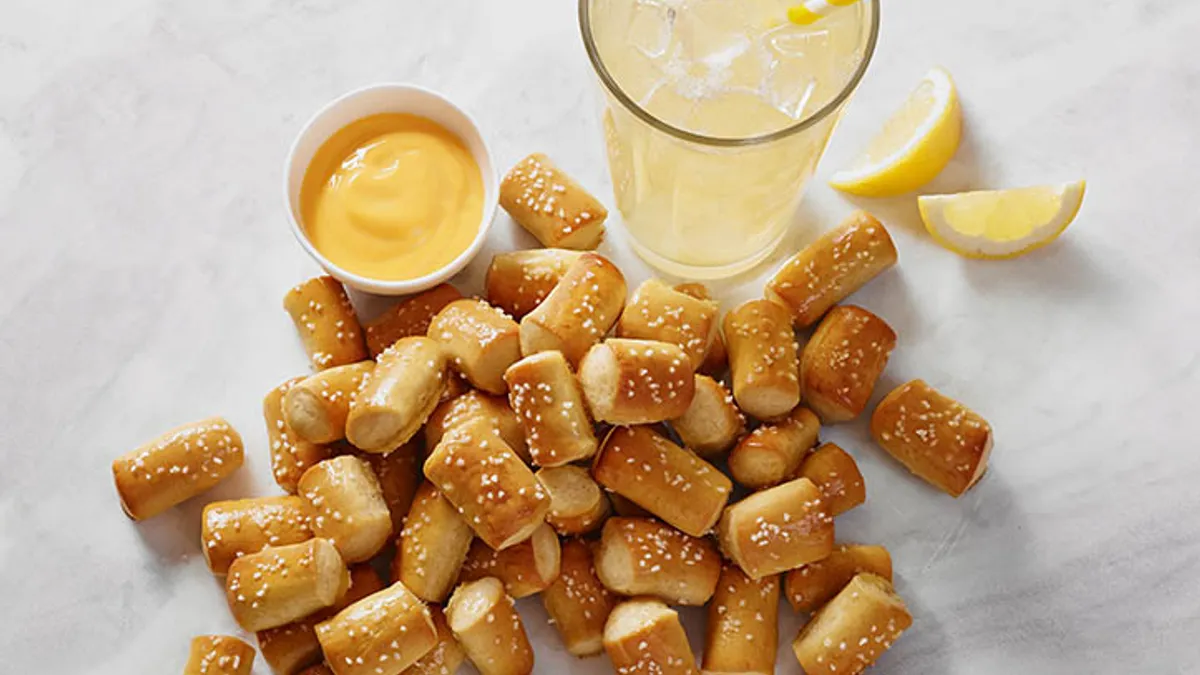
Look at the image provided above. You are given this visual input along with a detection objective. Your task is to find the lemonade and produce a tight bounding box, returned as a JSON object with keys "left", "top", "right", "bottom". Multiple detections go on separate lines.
{"left": 581, "top": 0, "right": 878, "bottom": 277}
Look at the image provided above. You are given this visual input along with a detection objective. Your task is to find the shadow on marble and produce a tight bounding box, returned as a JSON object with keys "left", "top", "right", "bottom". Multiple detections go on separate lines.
{"left": 961, "top": 238, "right": 1119, "bottom": 303}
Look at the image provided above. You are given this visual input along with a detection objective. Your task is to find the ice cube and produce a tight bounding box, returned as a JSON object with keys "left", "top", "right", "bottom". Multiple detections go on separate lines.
{"left": 628, "top": 0, "right": 677, "bottom": 59}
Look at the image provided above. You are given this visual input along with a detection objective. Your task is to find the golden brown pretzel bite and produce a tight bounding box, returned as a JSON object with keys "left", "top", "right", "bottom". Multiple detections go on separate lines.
{"left": 592, "top": 425, "right": 731, "bottom": 537}
{"left": 201, "top": 496, "right": 312, "bottom": 575}
{"left": 723, "top": 299, "right": 800, "bottom": 420}
{"left": 265, "top": 378, "right": 333, "bottom": 493}
{"left": 112, "top": 417, "right": 244, "bottom": 521}
{"left": 428, "top": 298, "right": 521, "bottom": 395}
{"left": 594, "top": 516, "right": 721, "bottom": 606}
{"left": 225, "top": 538, "right": 349, "bottom": 632}
{"left": 785, "top": 544, "right": 893, "bottom": 613}
{"left": 579, "top": 338, "right": 696, "bottom": 425}
{"left": 184, "top": 635, "right": 254, "bottom": 675}
{"left": 800, "top": 305, "right": 897, "bottom": 422}
{"left": 617, "top": 278, "right": 718, "bottom": 371}
{"left": 766, "top": 211, "right": 898, "bottom": 328}
{"left": 445, "top": 577, "right": 535, "bottom": 675}
{"left": 519, "top": 252, "right": 626, "bottom": 365}
{"left": 505, "top": 351, "right": 597, "bottom": 466}
{"left": 364, "top": 284, "right": 462, "bottom": 358}
{"left": 870, "top": 379, "right": 993, "bottom": 497}
{"left": 284, "top": 363, "right": 374, "bottom": 445}
{"left": 603, "top": 598, "right": 697, "bottom": 675}
{"left": 284, "top": 276, "right": 368, "bottom": 370}
{"left": 727, "top": 405, "right": 820, "bottom": 489}
{"left": 315, "top": 581, "right": 439, "bottom": 675}
{"left": 500, "top": 153, "right": 608, "bottom": 250}
{"left": 669, "top": 374, "right": 745, "bottom": 457}
{"left": 346, "top": 337, "right": 446, "bottom": 453}
{"left": 392, "top": 482, "right": 473, "bottom": 604}
{"left": 485, "top": 249, "right": 583, "bottom": 319}
{"left": 703, "top": 564, "right": 780, "bottom": 675}
{"left": 717, "top": 477, "right": 834, "bottom": 579}
{"left": 541, "top": 539, "right": 618, "bottom": 657}
{"left": 424, "top": 389, "right": 528, "bottom": 464}
{"left": 537, "top": 465, "right": 611, "bottom": 535}
{"left": 792, "top": 573, "right": 911, "bottom": 675}
{"left": 458, "top": 522, "right": 561, "bottom": 598}
{"left": 423, "top": 418, "right": 550, "bottom": 550}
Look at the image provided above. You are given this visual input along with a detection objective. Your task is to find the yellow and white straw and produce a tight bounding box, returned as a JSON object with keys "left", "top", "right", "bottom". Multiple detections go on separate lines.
{"left": 788, "top": 0, "right": 861, "bottom": 25}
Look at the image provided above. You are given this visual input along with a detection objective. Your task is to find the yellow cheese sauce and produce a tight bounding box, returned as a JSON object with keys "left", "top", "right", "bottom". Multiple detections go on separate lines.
{"left": 300, "top": 113, "right": 483, "bottom": 281}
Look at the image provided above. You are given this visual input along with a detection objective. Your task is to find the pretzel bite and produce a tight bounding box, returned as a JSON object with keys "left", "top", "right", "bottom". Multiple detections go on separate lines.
{"left": 298, "top": 456, "right": 392, "bottom": 563}
{"left": 595, "top": 517, "right": 720, "bottom": 605}
{"left": 392, "top": 482, "right": 474, "bottom": 604}
{"left": 592, "top": 425, "right": 730, "bottom": 537}
{"left": 798, "top": 443, "right": 866, "bottom": 516}
{"left": 485, "top": 249, "right": 583, "bottom": 319}
{"left": 459, "top": 522, "right": 561, "bottom": 598}
{"left": 500, "top": 152, "right": 608, "bottom": 250}
{"left": 425, "top": 390, "right": 529, "bottom": 464}
{"left": 519, "top": 253, "right": 627, "bottom": 365}
{"left": 505, "top": 351, "right": 598, "bottom": 466}
{"left": 284, "top": 276, "right": 368, "bottom": 370}
{"left": 346, "top": 337, "right": 447, "bottom": 453}
{"left": 537, "top": 465, "right": 610, "bottom": 535}
{"left": 792, "top": 573, "right": 911, "bottom": 675}
{"left": 786, "top": 544, "right": 892, "bottom": 613}
{"left": 578, "top": 339, "right": 696, "bottom": 425}
{"left": 717, "top": 477, "right": 834, "bottom": 579}
{"left": 266, "top": 378, "right": 333, "bottom": 493}
{"left": 359, "top": 441, "right": 421, "bottom": 537}
{"left": 225, "top": 538, "right": 349, "bottom": 632}
{"left": 800, "top": 305, "right": 897, "bottom": 422}
{"left": 445, "top": 577, "right": 535, "bottom": 675}
{"left": 616, "top": 279, "right": 718, "bottom": 371}
{"left": 703, "top": 564, "right": 780, "bottom": 675}
{"left": 427, "top": 299, "right": 521, "bottom": 395}
{"left": 201, "top": 496, "right": 312, "bottom": 575}
{"left": 257, "top": 565, "right": 385, "bottom": 675}
{"left": 603, "top": 598, "right": 697, "bottom": 675}
{"left": 672, "top": 282, "right": 728, "bottom": 376}
{"left": 284, "top": 363, "right": 375, "bottom": 445}
{"left": 403, "top": 606, "right": 466, "bottom": 675}
{"left": 112, "top": 417, "right": 244, "bottom": 521}
{"left": 542, "top": 539, "right": 618, "bottom": 657}
{"left": 727, "top": 406, "right": 820, "bottom": 490}
{"left": 723, "top": 299, "right": 800, "bottom": 420}
{"left": 669, "top": 375, "right": 745, "bottom": 457}
{"left": 364, "top": 284, "right": 462, "bottom": 358}
{"left": 184, "top": 635, "right": 254, "bottom": 675}
{"left": 315, "top": 581, "right": 438, "bottom": 675}
{"left": 423, "top": 418, "right": 550, "bottom": 550}
{"left": 870, "top": 379, "right": 993, "bottom": 497}
{"left": 766, "top": 211, "right": 898, "bottom": 328}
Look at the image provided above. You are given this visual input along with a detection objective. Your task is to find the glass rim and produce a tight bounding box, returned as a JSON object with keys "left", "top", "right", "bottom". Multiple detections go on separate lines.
{"left": 578, "top": 0, "right": 881, "bottom": 148}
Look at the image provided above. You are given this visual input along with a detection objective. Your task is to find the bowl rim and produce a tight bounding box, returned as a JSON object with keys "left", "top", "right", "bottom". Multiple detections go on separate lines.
{"left": 282, "top": 82, "right": 499, "bottom": 296}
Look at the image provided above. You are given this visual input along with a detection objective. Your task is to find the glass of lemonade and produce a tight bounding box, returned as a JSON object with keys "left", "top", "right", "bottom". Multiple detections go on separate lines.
{"left": 580, "top": 0, "right": 879, "bottom": 278}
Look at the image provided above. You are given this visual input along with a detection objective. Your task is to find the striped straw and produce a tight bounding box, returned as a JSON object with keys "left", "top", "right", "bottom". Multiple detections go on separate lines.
{"left": 788, "top": 0, "right": 862, "bottom": 25}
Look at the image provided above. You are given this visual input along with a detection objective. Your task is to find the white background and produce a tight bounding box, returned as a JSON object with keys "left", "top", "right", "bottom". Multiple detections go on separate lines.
{"left": 2, "top": 1, "right": 1199, "bottom": 673}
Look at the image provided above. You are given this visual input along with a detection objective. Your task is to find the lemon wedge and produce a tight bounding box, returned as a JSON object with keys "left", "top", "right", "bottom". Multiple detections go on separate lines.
{"left": 830, "top": 67, "right": 962, "bottom": 197}
{"left": 917, "top": 181, "right": 1087, "bottom": 259}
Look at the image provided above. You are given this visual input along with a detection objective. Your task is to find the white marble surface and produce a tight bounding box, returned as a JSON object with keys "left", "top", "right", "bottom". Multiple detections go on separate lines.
{"left": 2, "top": 1, "right": 1200, "bottom": 673}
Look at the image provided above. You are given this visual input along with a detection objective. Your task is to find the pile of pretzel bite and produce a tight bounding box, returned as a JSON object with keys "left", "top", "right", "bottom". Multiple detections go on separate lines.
{"left": 113, "top": 153, "right": 993, "bottom": 675}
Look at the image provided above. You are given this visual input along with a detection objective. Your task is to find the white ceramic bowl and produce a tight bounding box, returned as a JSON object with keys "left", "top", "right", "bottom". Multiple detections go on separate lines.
{"left": 283, "top": 83, "right": 498, "bottom": 296}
